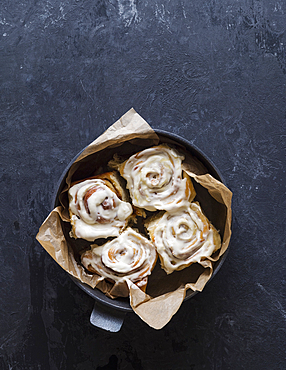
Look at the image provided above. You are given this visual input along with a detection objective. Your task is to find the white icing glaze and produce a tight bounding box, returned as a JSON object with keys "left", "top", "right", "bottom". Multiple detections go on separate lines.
{"left": 69, "top": 179, "right": 133, "bottom": 241}
{"left": 148, "top": 203, "right": 221, "bottom": 274}
{"left": 120, "top": 145, "right": 193, "bottom": 211}
{"left": 81, "top": 228, "right": 157, "bottom": 284}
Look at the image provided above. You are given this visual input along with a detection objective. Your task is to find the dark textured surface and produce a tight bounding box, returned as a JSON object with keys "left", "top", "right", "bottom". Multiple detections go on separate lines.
{"left": 1, "top": 0, "right": 286, "bottom": 369}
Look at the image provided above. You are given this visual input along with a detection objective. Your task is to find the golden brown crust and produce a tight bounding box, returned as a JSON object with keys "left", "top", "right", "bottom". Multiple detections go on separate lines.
{"left": 183, "top": 170, "right": 196, "bottom": 203}
{"left": 70, "top": 171, "right": 127, "bottom": 201}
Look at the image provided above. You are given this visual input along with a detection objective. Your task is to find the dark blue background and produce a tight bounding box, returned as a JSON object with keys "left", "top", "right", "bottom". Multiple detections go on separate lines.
{"left": 1, "top": 0, "right": 286, "bottom": 369}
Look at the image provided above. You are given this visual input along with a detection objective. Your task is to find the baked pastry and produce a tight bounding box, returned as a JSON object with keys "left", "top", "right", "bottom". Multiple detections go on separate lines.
{"left": 81, "top": 228, "right": 157, "bottom": 291}
{"left": 145, "top": 202, "right": 221, "bottom": 274}
{"left": 115, "top": 144, "right": 196, "bottom": 212}
{"left": 68, "top": 172, "right": 133, "bottom": 241}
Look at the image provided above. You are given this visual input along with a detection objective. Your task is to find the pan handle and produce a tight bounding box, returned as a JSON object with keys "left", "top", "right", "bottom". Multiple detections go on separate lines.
{"left": 90, "top": 301, "right": 126, "bottom": 332}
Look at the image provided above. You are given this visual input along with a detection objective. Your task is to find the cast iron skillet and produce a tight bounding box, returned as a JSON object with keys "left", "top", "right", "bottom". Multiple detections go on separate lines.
{"left": 53, "top": 130, "right": 229, "bottom": 331}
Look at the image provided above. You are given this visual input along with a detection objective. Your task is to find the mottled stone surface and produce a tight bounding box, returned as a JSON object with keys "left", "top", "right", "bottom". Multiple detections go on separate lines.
{"left": 1, "top": 0, "right": 286, "bottom": 369}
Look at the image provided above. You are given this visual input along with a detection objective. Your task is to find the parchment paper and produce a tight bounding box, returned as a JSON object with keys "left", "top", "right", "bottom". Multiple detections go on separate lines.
{"left": 36, "top": 108, "right": 232, "bottom": 329}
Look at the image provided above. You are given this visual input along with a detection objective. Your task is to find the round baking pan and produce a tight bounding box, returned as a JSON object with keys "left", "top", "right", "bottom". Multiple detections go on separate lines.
{"left": 53, "top": 129, "right": 229, "bottom": 331}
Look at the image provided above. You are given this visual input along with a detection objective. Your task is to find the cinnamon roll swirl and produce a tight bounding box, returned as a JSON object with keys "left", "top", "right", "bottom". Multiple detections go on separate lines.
{"left": 146, "top": 202, "right": 221, "bottom": 274}
{"left": 117, "top": 144, "right": 196, "bottom": 211}
{"left": 68, "top": 172, "right": 133, "bottom": 241}
{"left": 81, "top": 228, "right": 157, "bottom": 291}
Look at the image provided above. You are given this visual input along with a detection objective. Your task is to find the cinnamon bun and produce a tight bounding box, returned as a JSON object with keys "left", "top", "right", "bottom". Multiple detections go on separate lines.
{"left": 117, "top": 144, "right": 196, "bottom": 212}
{"left": 68, "top": 172, "right": 133, "bottom": 241}
{"left": 145, "top": 202, "right": 221, "bottom": 274}
{"left": 81, "top": 228, "right": 157, "bottom": 291}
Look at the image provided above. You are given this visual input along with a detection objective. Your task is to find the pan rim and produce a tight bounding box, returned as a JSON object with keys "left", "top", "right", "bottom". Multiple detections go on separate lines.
{"left": 52, "top": 129, "right": 230, "bottom": 313}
